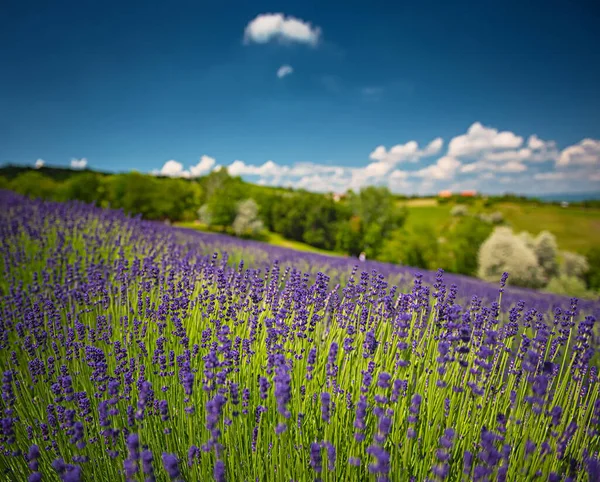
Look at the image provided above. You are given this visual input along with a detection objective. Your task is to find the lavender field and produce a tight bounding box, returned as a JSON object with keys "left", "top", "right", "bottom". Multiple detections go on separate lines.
{"left": 1, "top": 189, "right": 599, "bottom": 481}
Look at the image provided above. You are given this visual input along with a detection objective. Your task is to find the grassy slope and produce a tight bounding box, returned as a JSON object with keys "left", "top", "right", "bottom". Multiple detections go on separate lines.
{"left": 174, "top": 221, "right": 334, "bottom": 255}
{"left": 399, "top": 200, "right": 600, "bottom": 254}
{"left": 495, "top": 202, "right": 600, "bottom": 252}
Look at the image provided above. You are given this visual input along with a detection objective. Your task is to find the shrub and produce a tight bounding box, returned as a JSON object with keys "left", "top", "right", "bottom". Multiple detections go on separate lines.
{"left": 488, "top": 211, "right": 504, "bottom": 224}
{"left": 450, "top": 204, "right": 468, "bottom": 217}
{"left": 545, "top": 275, "right": 595, "bottom": 299}
{"left": 560, "top": 251, "right": 589, "bottom": 279}
{"left": 478, "top": 227, "right": 544, "bottom": 288}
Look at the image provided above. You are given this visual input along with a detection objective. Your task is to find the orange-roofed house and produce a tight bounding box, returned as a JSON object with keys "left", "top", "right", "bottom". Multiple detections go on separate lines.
{"left": 438, "top": 190, "right": 452, "bottom": 198}
{"left": 460, "top": 190, "right": 477, "bottom": 197}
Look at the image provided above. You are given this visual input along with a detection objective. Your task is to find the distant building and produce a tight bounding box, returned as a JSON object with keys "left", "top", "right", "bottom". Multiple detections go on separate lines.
{"left": 561, "top": 201, "right": 569, "bottom": 208}
{"left": 438, "top": 190, "right": 452, "bottom": 198}
{"left": 460, "top": 190, "right": 477, "bottom": 197}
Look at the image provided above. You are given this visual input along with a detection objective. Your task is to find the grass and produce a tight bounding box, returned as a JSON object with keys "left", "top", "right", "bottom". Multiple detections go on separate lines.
{"left": 495, "top": 203, "right": 600, "bottom": 253}
{"left": 398, "top": 201, "right": 600, "bottom": 254}
{"left": 174, "top": 221, "right": 335, "bottom": 256}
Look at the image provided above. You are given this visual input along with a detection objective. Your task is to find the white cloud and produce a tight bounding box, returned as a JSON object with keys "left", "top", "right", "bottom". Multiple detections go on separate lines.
{"left": 368, "top": 137, "right": 442, "bottom": 165}
{"left": 277, "top": 65, "right": 294, "bottom": 79}
{"left": 528, "top": 135, "right": 545, "bottom": 150}
{"left": 190, "top": 155, "right": 216, "bottom": 177}
{"left": 534, "top": 171, "right": 567, "bottom": 181}
{"left": 498, "top": 161, "right": 527, "bottom": 173}
{"left": 422, "top": 137, "right": 444, "bottom": 157}
{"left": 244, "top": 13, "right": 321, "bottom": 46}
{"left": 416, "top": 156, "right": 461, "bottom": 180}
{"left": 448, "top": 122, "right": 523, "bottom": 158}
{"left": 142, "top": 124, "right": 599, "bottom": 195}
{"left": 157, "top": 155, "right": 217, "bottom": 178}
{"left": 558, "top": 139, "right": 600, "bottom": 167}
{"left": 461, "top": 159, "right": 527, "bottom": 173}
{"left": 34, "top": 159, "right": 45, "bottom": 169}
{"left": 535, "top": 168, "right": 600, "bottom": 182}
{"left": 71, "top": 158, "right": 87, "bottom": 169}
{"left": 160, "top": 160, "right": 187, "bottom": 177}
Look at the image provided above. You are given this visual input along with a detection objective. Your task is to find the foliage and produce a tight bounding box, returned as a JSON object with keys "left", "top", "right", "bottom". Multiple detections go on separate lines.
{"left": 534, "top": 231, "right": 559, "bottom": 281}
{"left": 450, "top": 204, "right": 468, "bottom": 217}
{"left": 8, "top": 171, "right": 60, "bottom": 200}
{"left": 379, "top": 225, "right": 439, "bottom": 270}
{"left": 197, "top": 205, "right": 212, "bottom": 225}
{"left": 479, "top": 211, "right": 504, "bottom": 224}
{"left": 478, "top": 227, "right": 545, "bottom": 288}
{"left": 445, "top": 216, "right": 493, "bottom": 276}
{"left": 585, "top": 246, "right": 600, "bottom": 291}
{"left": 232, "top": 199, "right": 264, "bottom": 238}
{"left": 545, "top": 275, "right": 596, "bottom": 299}
{"left": 560, "top": 251, "right": 589, "bottom": 279}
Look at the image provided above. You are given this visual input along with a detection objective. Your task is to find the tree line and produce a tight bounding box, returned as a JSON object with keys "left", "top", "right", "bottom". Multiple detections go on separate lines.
{"left": 1, "top": 165, "right": 598, "bottom": 297}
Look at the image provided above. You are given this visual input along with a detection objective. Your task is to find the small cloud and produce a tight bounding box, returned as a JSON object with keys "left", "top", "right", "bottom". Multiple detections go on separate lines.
{"left": 277, "top": 65, "right": 293, "bottom": 79}
{"left": 160, "top": 160, "right": 188, "bottom": 177}
{"left": 71, "top": 158, "right": 87, "bottom": 169}
{"left": 34, "top": 159, "right": 45, "bottom": 169}
{"left": 157, "top": 155, "right": 217, "bottom": 178}
{"left": 244, "top": 13, "right": 321, "bottom": 46}
{"left": 190, "top": 155, "right": 216, "bottom": 176}
{"left": 421, "top": 137, "right": 444, "bottom": 157}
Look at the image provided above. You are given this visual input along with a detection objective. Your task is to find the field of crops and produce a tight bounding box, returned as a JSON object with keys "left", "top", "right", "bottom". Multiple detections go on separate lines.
{"left": 1, "top": 190, "right": 599, "bottom": 481}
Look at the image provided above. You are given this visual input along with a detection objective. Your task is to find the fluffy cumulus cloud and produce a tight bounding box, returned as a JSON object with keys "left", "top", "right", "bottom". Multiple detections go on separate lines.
{"left": 244, "top": 13, "right": 321, "bottom": 46}
{"left": 70, "top": 158, "right": 87, "bottom": 169}
{"left": 448, "top": 122, "right": 523, "bottom": 158}
{"left": 557, "top": 139, "right": 600, "bottom": 167}
{"left": 157, "top": 156, "right": 217, "bottom": 178}
{"left": 34, "top": 159, "right": 45, "bottom": 169}
{"left": 416, "top": 156, "right": 461, "bottom": 180}
{"left": 276, "top": 65, "right": 293, "bottom": 79}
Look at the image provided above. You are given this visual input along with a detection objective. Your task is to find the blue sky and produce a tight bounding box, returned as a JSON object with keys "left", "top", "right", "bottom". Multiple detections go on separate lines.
{"left": 1, "top": 0, "right": 599, "bottom": 195}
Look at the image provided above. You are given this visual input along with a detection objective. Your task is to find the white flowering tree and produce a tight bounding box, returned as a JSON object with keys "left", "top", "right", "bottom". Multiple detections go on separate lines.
{"left": 534, "top": 231, "right": 559, "bottom": 281}
{"left": 232, "top": 199, "right": 264, "bottom": 238}
{"left": 478, "top": 227, "right": 544, "bottom": 288}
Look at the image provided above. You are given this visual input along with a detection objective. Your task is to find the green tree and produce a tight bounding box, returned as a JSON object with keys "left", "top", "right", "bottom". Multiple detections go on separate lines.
{"left": 62, "top": 172, "right": 103, "bottom": 204}
{"left": 379, "top": 225, "right": 440, "bottom": 270}
{"left": 447, "top": 216, "right": 493, "bottom": 276}
{"left": 349, "top": 186, "right": 407, "bottom": 258}
{"left": 9, "top": 172, "right": 59, "bottom": 200}
{"left": 584, "top": 247, "right": 600, "bottom": 291}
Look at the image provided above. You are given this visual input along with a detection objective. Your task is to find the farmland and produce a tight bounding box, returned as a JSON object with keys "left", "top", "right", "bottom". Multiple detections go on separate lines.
{"left": 1, "top": 190, "right": 599, "bottom": 481}
{"left": 400, "top": 199, "right": 600, "bottom": 254}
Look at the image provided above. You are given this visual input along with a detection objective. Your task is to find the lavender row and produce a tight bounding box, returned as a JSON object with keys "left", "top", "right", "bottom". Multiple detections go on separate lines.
{"left": 0, "top": 190, "right": 599, "bottom": 481}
